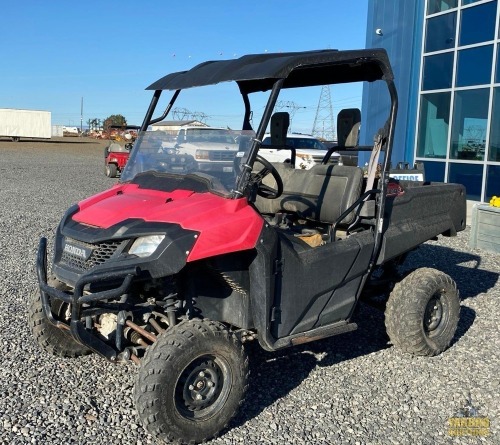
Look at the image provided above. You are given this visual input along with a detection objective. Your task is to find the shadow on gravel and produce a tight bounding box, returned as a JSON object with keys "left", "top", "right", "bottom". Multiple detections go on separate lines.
{"left": 228, "top": 245, "right": 489, "bottom": 431}
{"left": 402, "top": 244, "right": 499, "bottom": 299}
{"left": 229, "top": 302, "right": 477, "bottom": 432}
{"left": 451, "top": 306, "right": 476, "bottom": 347}
{"left": 230, "top": 303, "right": 389, "bottom": 430}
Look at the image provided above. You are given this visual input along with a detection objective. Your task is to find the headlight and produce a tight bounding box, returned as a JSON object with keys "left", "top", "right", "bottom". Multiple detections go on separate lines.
{"left": 128, "top": 235, "right": 165, "bottom": 258}
{"left": 195, "top": 150, "right": 210, "bottom": 160}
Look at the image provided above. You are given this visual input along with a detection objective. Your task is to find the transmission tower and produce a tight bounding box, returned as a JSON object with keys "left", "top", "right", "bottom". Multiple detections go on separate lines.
{"left": 172, "top": 107, "right": 191, "bottom": 120}
{"left": 312, "top": 85, "right": 336, "bottom": 141}
{"left": 275, "top": 100, "right": 306, "bottom": 132}
{"left": 172, "top": 108, "right": 209, "bottom": 123}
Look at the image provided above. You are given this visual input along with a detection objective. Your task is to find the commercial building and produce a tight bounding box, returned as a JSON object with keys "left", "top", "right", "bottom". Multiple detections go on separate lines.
{"left": 362, "top": 0, "right": 500, "bottom": 202}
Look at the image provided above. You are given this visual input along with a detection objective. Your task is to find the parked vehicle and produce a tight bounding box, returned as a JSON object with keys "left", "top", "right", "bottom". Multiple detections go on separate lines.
{"left": 0, "top": 108, "right": 51, "bottom": 142}
{"left": 104, "top": 141, "right": 132, "bottom": 178}
{"left": 62, "top": 126, "right": 79, "bottom": 137}
{"left": 32, "top": 49, "right": 466, "bottom": 445}
{"left": 173, "top": 126, "right": 239, "bottom": 173}
{"left": 104, "top": 125, "right": 140, "bottom": 177}
{"left": 259, "top": 133, "right": 337, "bottom": 169}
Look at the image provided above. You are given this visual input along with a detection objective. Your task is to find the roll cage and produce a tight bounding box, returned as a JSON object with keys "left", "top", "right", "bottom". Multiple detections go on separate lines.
{"left": 138, "top": 48, "right": 397, "bottom": 195}
{"left": 134, "top": 48, "right": 398, "bottom": 269}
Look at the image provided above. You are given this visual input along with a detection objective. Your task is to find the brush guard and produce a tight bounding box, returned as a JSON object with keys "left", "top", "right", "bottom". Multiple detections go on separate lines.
{"left": 36, "top": 237, "right": 141, "bottom": 361}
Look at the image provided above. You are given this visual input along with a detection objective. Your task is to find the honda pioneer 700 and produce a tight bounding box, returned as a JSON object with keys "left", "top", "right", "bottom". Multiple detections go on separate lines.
{"left": 32, "top": 49, "right": 466, "bottom": 444}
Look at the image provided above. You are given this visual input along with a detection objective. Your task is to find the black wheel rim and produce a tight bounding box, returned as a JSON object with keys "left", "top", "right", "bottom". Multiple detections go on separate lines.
{"left": 175, "top": 355, "right": 231, "bottom": 421}
{"left": 424, "top": 292, "right": 447, "bottom": 336}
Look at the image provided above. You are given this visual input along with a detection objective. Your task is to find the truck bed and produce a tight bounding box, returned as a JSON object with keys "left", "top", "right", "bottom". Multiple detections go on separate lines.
{"left": 376, "top": 181, "right": 466, "bottom": 265}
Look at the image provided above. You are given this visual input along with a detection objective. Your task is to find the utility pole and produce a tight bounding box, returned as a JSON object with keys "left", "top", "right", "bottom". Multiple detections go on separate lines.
{"left": 312, "top": 85, "right": 335, "bottom": 141}
{"left": 80, "top": 97, "right": 83, "bottom": 135}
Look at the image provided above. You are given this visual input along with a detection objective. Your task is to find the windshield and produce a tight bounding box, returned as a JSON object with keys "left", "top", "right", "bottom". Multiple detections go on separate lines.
{"left": 120, "top": 82, "right": 270, "bottom": 197}
{"left": 121, "top": 128, "right": 256, "bottom": 197}
{"left": 120, "top": 76, "right": 368, "bottom": 195}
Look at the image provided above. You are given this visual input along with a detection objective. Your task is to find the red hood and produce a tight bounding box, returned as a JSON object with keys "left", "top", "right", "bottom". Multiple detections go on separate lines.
{"left": 73, "top": 184, "right": 264, "bottom": 261}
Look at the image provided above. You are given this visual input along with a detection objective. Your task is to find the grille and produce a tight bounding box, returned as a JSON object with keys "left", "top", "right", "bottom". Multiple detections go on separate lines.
{"left": 60, "top": 238, "right": 123, "bottom": 272}
{"left": 209, "top": 151, "right": 234, "bottom": 161}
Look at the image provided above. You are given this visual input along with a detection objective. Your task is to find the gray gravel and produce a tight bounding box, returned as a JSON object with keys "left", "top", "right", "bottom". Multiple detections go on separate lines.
{"left": 0, "top": 138, "right": 498, "bottom": 445}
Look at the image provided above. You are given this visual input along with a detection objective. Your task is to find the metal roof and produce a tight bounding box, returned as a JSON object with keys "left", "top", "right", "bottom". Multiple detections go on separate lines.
{"left": 146, "top": 49, "right": 393, "bottom": 94}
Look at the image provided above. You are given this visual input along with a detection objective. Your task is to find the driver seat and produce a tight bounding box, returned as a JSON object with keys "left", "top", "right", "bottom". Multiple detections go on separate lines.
{"left": 255, "top": 164, "right": 363, "bottom": 225}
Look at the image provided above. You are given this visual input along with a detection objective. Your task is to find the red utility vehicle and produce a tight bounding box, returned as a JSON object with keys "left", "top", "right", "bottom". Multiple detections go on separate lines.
{"left": 104, "top": 125, "right": 139, "bottom": 177}
{"left": 32, "top": 49, "right": 466, "bottom": 444}
{"left": 104, "top": 142, "right": 131, "bottom": 177}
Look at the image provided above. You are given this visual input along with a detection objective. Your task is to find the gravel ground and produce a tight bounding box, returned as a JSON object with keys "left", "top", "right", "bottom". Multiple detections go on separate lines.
{"left": 0, "top": 138, "right": 498, "bottom": 445}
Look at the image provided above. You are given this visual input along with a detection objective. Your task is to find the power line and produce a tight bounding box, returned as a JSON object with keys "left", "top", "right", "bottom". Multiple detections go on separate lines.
{"left": 275, "top": 100, "right": 306, "bottom": 132}
{"left": 171, "top": 107, "right": 209, "bottom": 123}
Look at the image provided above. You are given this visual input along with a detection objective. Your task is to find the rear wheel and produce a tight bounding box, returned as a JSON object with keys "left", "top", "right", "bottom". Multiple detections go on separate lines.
{"left": 385, "top": 268, "right": 460, "bottom": 356}
{"left": 28, "top": 278, "right": 92, "bottom": 357}
{"left": 105, "top": 163, "right": 118, "bottom": 178}
{"left": 134, "top": 319, "right": 248, "bottom": 444}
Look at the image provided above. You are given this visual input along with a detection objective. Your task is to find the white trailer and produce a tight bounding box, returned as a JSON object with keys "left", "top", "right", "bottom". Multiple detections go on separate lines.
{"left": 0, "top": 108, "right": 51, "bottom": 141}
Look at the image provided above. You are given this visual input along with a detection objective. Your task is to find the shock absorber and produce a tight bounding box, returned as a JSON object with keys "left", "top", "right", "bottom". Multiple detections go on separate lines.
{"left": 164, "top": 292, "right": 177, "bottom": 327}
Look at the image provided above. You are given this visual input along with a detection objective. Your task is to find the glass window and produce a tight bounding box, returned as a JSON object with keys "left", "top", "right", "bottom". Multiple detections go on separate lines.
{"left": 417, "top": 92, "right": 451, "bottom": 158}
{"left": 486, "top": 165, "right": 500, "bottom": 200}
{"left": 423, "top": 52, "right": 454, "bottom": 90}
{"left": 428, "top": 0, "right": 458, "bottom": 14}
{"left": 456, "top": 45, "right": 493, "bottom": 87}
{"left": 496, "top": 46, "right": 500, "bottom": 83}
{"left": 463, "top": 0, "right": 488, "bottom": 5}
{"left": 450, "top": 89, "right": 489, "bottom": 160}
{"left": 459, "top": 1, "right": 497, "bottom": 46}
{"left": 421, "top": 161, "right": 446, "bottom": 181}
{"left": 448, "top": 163, "right": 483, "bottom": 200}
{"left": 425, "top": 12, "right": 457, "bottom": 53}
{"left": 488, "top": 88, "right": 500, "bottom": 161}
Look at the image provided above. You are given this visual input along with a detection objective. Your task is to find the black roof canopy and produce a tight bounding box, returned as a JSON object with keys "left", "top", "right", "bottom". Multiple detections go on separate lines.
{"left": 147, "top": 48, "right": 393, "bottom": 94}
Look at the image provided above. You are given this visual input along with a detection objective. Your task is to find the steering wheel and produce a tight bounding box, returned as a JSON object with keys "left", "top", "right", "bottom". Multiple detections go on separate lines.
{"left": 251, "top": 154, "right": 283, "bottom": 199}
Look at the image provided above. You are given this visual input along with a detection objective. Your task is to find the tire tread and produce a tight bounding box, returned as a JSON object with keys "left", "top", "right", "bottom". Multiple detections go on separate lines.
{"left": 385, "top": 267, "right": 460, "bottom": 357}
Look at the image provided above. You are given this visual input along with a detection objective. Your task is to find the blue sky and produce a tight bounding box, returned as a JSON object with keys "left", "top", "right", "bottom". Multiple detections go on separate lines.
{"left": 1, "top": 1, "right": 368, "bottom": 130}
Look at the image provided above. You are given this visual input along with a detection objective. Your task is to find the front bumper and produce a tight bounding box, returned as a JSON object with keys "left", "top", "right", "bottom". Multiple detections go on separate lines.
{"left": 36, "top": 237, "right": 140, "bottom": 361}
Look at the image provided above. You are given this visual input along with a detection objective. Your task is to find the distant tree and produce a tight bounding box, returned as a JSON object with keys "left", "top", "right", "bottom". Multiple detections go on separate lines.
{"left": 87, "top": 118, "right": 102, "bottom": 131}
{"left": 103, "top": 114, "right": 127, "bottom": 132}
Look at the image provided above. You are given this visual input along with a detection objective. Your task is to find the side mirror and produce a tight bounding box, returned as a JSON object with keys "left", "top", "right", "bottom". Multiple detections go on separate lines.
{"left": 270, "top": 112, "right": 289, "bottom": 147}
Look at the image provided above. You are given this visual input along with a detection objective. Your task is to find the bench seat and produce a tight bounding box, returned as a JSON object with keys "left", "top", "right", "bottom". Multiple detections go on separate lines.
{"left": 255, "top": 163, "right": 364, "bottom": 227}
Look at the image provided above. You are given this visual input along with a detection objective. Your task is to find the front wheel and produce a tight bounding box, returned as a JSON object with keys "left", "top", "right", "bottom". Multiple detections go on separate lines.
{"left": 385, "top": 268, "right": 460, "bottom": 356}
{"left": 134, "top": 320, "right": 249, "bottom": 444}
{"left": 28, "top": 278, "right": 92, "bottom": 357}
{"left": 105, "top": 163, "right": 117, "bottom": 178}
